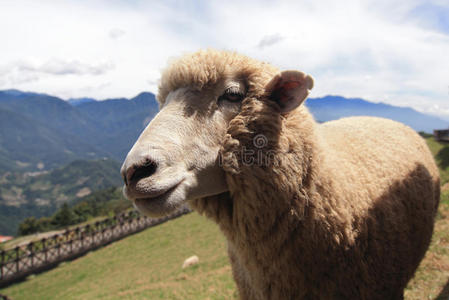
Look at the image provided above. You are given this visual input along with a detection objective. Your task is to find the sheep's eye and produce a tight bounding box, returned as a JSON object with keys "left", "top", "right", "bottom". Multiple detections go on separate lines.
{"left": 219, "top": 88, "right": 244, "bottom": 103}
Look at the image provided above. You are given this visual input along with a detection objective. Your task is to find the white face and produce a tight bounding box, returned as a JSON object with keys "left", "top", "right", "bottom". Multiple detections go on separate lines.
{"left": 121, "top": 80, "right": 246, "bottom": 216}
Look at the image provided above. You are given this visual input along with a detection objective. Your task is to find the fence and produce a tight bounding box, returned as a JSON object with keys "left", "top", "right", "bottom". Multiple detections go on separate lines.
{"left": 434, "top": 129, "right": 449, "bottom": 142}
{"left": 0, "top": 207, "right": 191, "bottom": 288}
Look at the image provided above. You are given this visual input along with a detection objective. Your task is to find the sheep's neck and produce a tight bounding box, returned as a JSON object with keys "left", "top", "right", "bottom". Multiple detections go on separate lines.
{"left": 220, "top": 102, "right": 351, "bottom": 257}
{"left": 191, "top": 102, "right": 353, "bottom": 298}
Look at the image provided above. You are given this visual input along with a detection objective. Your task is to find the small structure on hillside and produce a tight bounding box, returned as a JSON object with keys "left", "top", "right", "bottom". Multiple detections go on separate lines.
{"left": 434, "top": 128, "right": 449, "bottom": 142}
{"left": 0, "top": 236, "right": 13, "bottom": 243}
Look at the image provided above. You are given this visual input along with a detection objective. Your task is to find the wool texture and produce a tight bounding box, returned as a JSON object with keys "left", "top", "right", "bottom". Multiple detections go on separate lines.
{"left": 159, "top": 49, "right": 440, "bottom": 300}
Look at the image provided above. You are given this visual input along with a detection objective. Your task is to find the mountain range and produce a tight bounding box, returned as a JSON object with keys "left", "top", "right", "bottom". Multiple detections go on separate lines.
{"left": 306, "top": 95, "right": 449, "bottom": 133}
{"left": 0, "top": 89, "right": 447, "bottom": 235}
{"left": 1, "top": 90, "right": 447, "bottom": 174}
{"left": 0, "top": 89, "right": 159, "bottom": 173}
{"left": 0, "top": 90, "right": 447, "bottom": 174}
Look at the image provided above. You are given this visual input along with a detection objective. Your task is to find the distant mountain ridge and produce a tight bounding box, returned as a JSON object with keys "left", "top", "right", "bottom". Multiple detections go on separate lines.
{"left": 0, "top": 90, "right": 159, "bottom": 173}
{"left": 1, "top": 90, "right": 447, "bottom": 172}
{"left": 0, "top": 90, "right": 447, "bottom": 235}
{"left": 0, "top": 90, "right": 159, "bottom": 235}
{"left": 0, "top": 90, "right": 446, "bottom": 174}
{"left": 305, "top": 95, "right": 449, "bottom": 133}
{"left": 67, "top": 97, "right": 96, "bottom": 106}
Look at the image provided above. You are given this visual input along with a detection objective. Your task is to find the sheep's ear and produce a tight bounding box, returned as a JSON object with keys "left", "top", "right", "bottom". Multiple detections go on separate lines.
{"left": 265, "top": 70, "right": 314, "bottom": 113}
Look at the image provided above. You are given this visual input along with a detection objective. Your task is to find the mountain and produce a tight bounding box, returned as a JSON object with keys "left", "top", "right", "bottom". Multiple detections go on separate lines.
{"left": 306, "top": 96, "right": 449, "bottom": 133}
{"left": 0, "top": 107, "right": 104, "bottom": 173}
{"left": 1, "top": 90, "right": 446, "bottom": 171}
{"left": 2, "top": 89, "right": 447, "bottom": 234}
{"left": 0, "top": 89, "right": 50, "bottom": 98}
{"left": 67, "top": 97, "right": 97, "bottom": 106}
{"left": 0, "top": 158, "right": 122, "bottom": 235}
{"left": 0, "top": 90, "right": 158, "bottom": 234}
{"left": 0, "top": 90, "right": 106, "bottom": 169}
{"left": 75, "top": 92, "right": 159, "bottom": 159}
{"left": 0, "top": 90, "right": 159, "bottom": 172}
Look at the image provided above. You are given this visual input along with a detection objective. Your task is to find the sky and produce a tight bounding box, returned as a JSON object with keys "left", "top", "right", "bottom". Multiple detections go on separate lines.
{"left": 0, "top": 0, "right": 449, "bottom": 120}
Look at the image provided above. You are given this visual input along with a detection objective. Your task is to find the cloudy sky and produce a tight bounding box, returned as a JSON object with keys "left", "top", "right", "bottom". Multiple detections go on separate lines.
{"left": 1, "top": 0, "right": 449, "bottom": 120}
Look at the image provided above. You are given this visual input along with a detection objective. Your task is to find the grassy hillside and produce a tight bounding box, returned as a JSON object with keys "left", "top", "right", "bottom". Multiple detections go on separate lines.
{"left": 1, "top": 137, "right": 448, "bottom": 299}
{"left": 422, "top": 133, "right": 449, "bottom": 185}
{"left": 1, "top": 212, "right": 237, "bottom": 299}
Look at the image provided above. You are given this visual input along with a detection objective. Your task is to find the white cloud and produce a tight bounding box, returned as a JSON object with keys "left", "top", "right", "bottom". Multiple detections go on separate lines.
{"left": 109, "top": 28, "right": 125, "bottom": 39}
{"left": 0, "top": 59, "right": 114, "bottom": 88}
{"left": 13, "top": 59, "right": 114, "bottom": 76}
{"left": 0, "top": 0, "right": 448, "bottom": 121}
{"left": 38, "top": 59, "right": 114, "bottom": 76}
{"left": 257, "top": 33, "right": 285, "bottom": 49}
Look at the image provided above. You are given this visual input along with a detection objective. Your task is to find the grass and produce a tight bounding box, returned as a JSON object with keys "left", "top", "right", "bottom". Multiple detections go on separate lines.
{"left": 1, "top": 136, "right": 449, "bottom": 299}
{"left": 1, "top": 213, "right": 237, "bottom": 300}
{"left": 405, "top": 190, "right": 449, "bottom": 300}
{"left": 423, "top": 134, "right": 449, "bottom": 185}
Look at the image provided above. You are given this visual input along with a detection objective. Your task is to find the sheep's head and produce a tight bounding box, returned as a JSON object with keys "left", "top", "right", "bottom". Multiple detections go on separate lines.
{"left": 121, "top": 50, "right": 313, "bottom": 216}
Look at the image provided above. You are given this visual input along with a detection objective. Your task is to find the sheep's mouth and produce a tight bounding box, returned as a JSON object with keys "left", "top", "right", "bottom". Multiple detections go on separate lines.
{"left": 133, "top": 180, "right": 183, "bottom": 204}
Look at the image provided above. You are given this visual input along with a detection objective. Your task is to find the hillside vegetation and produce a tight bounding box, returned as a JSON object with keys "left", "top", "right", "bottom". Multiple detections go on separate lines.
{"left": 1, "top": 138, "right": 448, "bottom": 300}
{"left": 423, "top": 133, "right": 449, "bottom": 185}
{"left": 17, "top": 187, "right": 131, "bottom": 236}
{"left": 0, "top": 159, "right": 122, "bottom": 235}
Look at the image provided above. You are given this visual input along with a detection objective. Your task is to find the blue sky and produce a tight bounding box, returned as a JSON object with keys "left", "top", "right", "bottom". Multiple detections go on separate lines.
{"left": 0, "top": 0, "right": 448, "bottom": 120}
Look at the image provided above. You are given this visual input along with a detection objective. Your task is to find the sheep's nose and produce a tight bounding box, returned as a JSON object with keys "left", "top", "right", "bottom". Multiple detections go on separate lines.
{"left": 122, "top": 158, "right": 158, "bottom": 186}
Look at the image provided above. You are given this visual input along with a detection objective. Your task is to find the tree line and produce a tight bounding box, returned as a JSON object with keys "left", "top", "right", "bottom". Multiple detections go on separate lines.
{"left": 18, "top": 187, "right": 131, "bottom": 236}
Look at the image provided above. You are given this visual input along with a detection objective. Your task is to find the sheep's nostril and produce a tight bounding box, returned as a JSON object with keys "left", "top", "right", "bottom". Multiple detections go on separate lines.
{"left": 126, "top": 160, "right": 158, "bottom": 185}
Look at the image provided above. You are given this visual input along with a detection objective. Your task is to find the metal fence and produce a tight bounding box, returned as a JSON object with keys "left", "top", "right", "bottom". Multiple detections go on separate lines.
{"left": 0, "top": 207, "right": 191, "bottom": 288}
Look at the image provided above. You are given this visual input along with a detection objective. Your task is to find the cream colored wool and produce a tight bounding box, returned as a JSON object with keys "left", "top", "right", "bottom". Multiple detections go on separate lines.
{"left": 158, "top": 49, "right": 440, "bottom": 300}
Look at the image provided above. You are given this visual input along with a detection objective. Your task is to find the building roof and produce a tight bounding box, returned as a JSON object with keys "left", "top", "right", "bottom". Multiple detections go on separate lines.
{"left": 0, "top": 235, "right": 13, "bottom": 243}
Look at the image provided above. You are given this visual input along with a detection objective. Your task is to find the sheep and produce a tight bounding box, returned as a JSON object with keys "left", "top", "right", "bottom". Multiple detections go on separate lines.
{"left": 121, "top": 49, "right": 440, "bottom": 300}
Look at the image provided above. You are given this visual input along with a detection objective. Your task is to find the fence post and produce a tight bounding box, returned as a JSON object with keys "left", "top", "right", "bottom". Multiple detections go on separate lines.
{"left": 15, "top": 247, "right": 19, "bottom": 273}
{"left": 67, "top": 230, "right": 72, "bottom": 254}
{"left": 82, "top": 226, "right": 86, "bottom": 249}
{"left": 57, "top": 236, "right": 61, "bottom": 258}
{"left": 0, "top": 250, "right": 4, "bottom": 279}
{"left": 92, "top": 223, "right": 97, "bottom": 245}
{"left": 42, "top": 238, "right": 47, "bottom": 264}
{"left": 28, "top": 242, "right": 34, "bottom": 269}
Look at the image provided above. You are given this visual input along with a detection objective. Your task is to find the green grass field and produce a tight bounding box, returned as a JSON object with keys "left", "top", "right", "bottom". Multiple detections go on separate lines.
{"left": 1, "top": 213, "right": 237, "bottom": 300}
{"left": 1, "top": 136, "right": 449, "bottom": 299}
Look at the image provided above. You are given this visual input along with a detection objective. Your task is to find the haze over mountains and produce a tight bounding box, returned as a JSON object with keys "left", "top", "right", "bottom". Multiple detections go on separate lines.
{"left": 0, "top": 89, "right": 447, "bottom": 235}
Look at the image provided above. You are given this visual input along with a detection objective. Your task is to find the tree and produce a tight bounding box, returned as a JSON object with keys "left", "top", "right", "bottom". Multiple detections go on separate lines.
{"left": 18, "top": 217, "right": 40, "bottom": 235}
{"left": 51, "top": 203, "right": 76, "bottom": 227}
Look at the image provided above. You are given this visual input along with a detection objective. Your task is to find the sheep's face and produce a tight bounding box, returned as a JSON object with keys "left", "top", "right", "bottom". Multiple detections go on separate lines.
{"left": 120, "top": 78, "right": 247, "bottom": 216}
{"left": 121, "top": 56, "right": 313, "bottom": 217}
